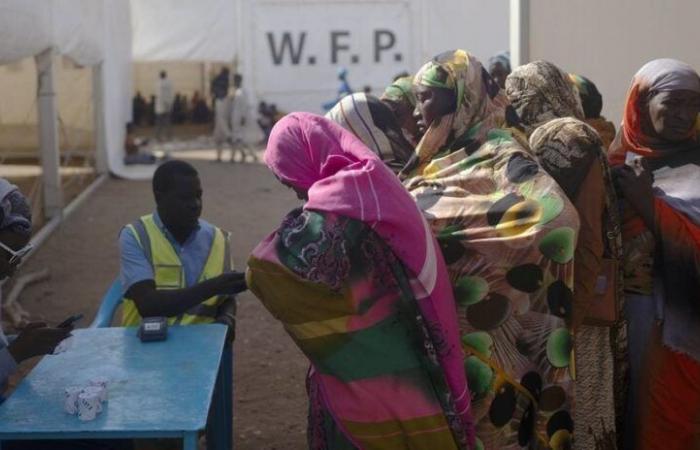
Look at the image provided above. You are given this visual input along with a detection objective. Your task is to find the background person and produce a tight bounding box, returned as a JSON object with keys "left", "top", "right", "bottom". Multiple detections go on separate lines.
{"left": 212, "top": 68, "right": 232, "bottom": 162}
{"left": 569, "top": 73, "right": 618, "bottom": 149}
{"left": 190, "top": 91, "right": 210, "bottom": 124}
{"left": 530, "top": 118, "right": 625, "bottom": 450}
{"left": 213, "top": 91, "right": 233, "bottom": 163}
{"left": 488, "top": 50, "right": 511, "bottom": 89}
{"left": 132, "top": 92, "right": 146, "bottom": 127}
{"left": 380, "top": 75, "right": 422, "bottom": 145}
{"left": 326, "top": 92, "right": 414, "bottom": 173}
{"left": 229, "top": 74, "right": 251, "bottom": 163}
{"left": 505, "top": 60, "right": 585, "bottom": 137}
{"left": 210, "top": 67, "right": 230, "bottom": 111}
{"left": 154, "top": 71, "right": 174, "bottom": 142}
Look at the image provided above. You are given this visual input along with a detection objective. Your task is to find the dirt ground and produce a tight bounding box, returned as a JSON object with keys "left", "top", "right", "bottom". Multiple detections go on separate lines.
{"left": 7, "top": 153, "right": 309, "bottom": 449}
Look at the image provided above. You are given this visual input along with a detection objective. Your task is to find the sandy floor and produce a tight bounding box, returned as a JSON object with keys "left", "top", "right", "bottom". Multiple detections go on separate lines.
{"left": 7, "top": 155, "right": 309, "bottom": 449}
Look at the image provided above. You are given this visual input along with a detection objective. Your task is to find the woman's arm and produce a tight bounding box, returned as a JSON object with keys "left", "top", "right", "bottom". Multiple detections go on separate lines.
{"left": 571, "top": 163, "right": 606, "bottom": 332}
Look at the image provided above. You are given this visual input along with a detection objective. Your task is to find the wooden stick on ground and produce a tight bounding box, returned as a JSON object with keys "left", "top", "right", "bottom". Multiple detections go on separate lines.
{"left": 2, "top": 268, "right": 50, "bottom": 328}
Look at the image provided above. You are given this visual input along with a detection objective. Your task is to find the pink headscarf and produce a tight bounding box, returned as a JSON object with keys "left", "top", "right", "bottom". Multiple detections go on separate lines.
{"left": 265, "top": 112, "right": 474, "bottom": 443}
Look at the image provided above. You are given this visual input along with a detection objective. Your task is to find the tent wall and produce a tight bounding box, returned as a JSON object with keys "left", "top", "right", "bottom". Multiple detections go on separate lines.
{"left": 517, "top": 0, "right": 700, "bottom": 125}
{"left": 0, "top": 0, "right": 134, "bottom": 179}
{"left": 240, "top": 0, "right": 509, "bottom": 113}
{"left": 0, "top": 58, "right": 94, "bottom": 128}
{"left": 98, "top": 0, "right": 136, "bottom": 179}
{"left": 0, "top": 57, "right": 94, "bottom": 155}
{"left": 0, "top": 0, "right": 104, "bottom": 67}
{"left": 131, "top": 0, "right": 509, "bottom": 114}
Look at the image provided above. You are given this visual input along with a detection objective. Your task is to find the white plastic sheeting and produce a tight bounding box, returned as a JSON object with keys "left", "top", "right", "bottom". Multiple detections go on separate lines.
{"left": 97, "top": 1, "right": 143, "bottom": 180}
{"left": 0, "top": 0, "right": 139, "bottom": 179}
{"left": 0, "top": 1, "right": 52, "bottom": 65}
{"left": 130, "top": 0, "right": 509, "bottom": 114}
{"left": 131, "top": 0, "right": 238, "bottom": 62}
{"left": 0, "top": 0, "right": 104, "bottom": 67}
{"left": 520, "top": 0, "right": 700, "bottom": 123}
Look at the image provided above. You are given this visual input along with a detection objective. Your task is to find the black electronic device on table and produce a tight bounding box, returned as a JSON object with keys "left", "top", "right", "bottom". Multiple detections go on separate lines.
{"left": 138, "top": 317, "right": 168, "bottom": 342}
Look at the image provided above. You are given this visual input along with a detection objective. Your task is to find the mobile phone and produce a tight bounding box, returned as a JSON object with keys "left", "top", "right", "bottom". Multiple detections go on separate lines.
{"left": 57, "top": 314, "right": 84, "bottom": 329}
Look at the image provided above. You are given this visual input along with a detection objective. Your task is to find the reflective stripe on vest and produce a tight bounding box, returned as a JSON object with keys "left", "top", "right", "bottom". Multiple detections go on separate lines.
{"left": 121, "top": 214, "right": 232, "bottom": 327}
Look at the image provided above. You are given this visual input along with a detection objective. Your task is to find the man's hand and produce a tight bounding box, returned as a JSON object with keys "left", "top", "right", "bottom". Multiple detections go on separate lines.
{"left": 7, "top": 322, "right": 72, "bottom": 363}
{"left": 211, "top": 271, "right": 248, "bottom": 296}
{"left": 128, "top": 271, "right": 247, "bottom": 319}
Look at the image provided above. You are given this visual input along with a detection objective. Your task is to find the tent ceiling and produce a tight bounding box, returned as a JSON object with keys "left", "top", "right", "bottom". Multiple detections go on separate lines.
{"left": 0, "top": 0, "right": 104, "bottom": 66}
{"left": 130, "top": 0, "right": 237, "bottom": 62}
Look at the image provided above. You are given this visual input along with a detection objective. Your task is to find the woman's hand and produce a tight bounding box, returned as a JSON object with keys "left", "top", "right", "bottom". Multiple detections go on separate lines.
{"left": 614, "top": 160, "right": 655, "bottom": 228}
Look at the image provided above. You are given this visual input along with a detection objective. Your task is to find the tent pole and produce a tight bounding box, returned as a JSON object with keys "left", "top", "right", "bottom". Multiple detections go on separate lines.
{"left": 203, "top": 61, "right": 212, "bottom": 99}
{"left": 35, "top": 48, "right": 64, "bottom": 220}
{"left": 92, "top": 62, "right": 108, "bottom": 174}
{"left": 510, "top": 0, "right": 529, "bottom": 67}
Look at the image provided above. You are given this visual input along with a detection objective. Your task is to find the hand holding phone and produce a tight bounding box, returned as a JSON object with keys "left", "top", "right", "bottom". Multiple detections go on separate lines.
{"left": 57, "top": 314, "right": 84, "bottom": 329}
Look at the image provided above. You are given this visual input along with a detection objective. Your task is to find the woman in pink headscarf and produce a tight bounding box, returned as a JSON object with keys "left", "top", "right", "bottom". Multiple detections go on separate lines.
{"left": 246, "top": 112, "right": 475, "bottom": 449}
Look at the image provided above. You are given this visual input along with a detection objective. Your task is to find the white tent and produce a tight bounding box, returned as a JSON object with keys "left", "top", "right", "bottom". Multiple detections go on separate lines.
{"left": 510, "top": 0, "right": 700, "bottom": 124}
{"left": 130, "top": 0, "right": 509, "bottom": 114}
{"left": 0, "top": 0, "right": 136, "bottom": 218}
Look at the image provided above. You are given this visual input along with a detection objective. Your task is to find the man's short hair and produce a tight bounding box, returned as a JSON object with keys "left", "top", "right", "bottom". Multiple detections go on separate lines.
{"left": 233, "top": 74, "right": 243, "bottom": 85}
{"left": 160, "top": 70, "right": 167, "bottom": 79}
{"left": 152, "top": 160, "right": 198, "bottom": 195}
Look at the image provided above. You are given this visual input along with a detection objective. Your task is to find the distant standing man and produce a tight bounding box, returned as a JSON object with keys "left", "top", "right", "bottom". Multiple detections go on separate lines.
{"left": 488, "top": 51, "right": 511, "bottom": 90}
{"left": 155, "top": 71, "right": 174, "bottom": 142}
{"left": 210, "top": 67, "right": 230, "bottom": 107}
{"left": 230, "top": 74, "right": 251, "bottom": 163}
{"left": 212, "top": 68, "right": 232, "bottom": 162}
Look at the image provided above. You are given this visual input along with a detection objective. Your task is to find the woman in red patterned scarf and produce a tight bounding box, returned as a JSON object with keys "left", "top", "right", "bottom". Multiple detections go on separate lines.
{"left": 609, "top": 59, "right": 700, "bottom": 450}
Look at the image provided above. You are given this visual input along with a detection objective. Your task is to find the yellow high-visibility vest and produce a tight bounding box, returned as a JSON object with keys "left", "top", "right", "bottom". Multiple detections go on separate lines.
{"left": 121, "top": 214, "right": 231, "bottom": 326}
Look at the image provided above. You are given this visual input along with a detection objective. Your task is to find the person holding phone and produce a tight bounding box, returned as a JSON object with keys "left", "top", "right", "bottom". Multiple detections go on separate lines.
{"left": 0, "top": 178, "right": 72, "bottom": 391}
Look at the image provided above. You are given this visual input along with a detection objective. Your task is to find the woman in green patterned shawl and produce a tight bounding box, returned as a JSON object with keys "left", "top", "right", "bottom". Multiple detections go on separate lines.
{"left": 404, "top": 49, "right": 580, "bottom": 450}
{"left": 381, "top": 75, "right": 422, "bottom": 145}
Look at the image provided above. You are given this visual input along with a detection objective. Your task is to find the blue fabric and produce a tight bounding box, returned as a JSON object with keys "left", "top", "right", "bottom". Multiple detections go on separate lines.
{"left": 0, "top": 330, "right": 17, "bottom": 391}
{"left": 119, "top": 212, "right": 216, "bottom": 295}
{"left": 0, "top": 344, "right": 17, "bottom": 390}
{"left": 623, "top": 293, "right": 658, "bottom": 450}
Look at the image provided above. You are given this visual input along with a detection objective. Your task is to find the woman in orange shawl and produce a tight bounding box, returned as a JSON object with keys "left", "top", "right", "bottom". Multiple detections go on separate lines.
{"left": 405, "top": 50, "right": 579, "bottom": 450}
{"left": 609, "top": 59, "right": 700, "bottom": 450}
{"left": 568, "top": 74, "right": 617, "bottom": 149}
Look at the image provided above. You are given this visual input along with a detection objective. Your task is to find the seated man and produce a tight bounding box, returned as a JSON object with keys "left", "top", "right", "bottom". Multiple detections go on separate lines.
{"left": 119, "top": 160, "right": 246, "bottom": 334}
{"left": 0, "top": 179, "right": 71, "bottom": 391}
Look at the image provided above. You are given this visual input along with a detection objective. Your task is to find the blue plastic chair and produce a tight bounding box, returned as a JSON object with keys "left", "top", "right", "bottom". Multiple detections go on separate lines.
{"left": 89, "top": 279, "right": 123, "bottom": 328}
{"left": 89, "top": 278, "right": 233, "bottom": 449}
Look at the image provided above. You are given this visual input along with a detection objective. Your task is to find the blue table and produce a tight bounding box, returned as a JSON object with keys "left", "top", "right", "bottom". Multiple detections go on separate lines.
{"left": 0, "top": 325, "right": 229, "bottom": 450}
